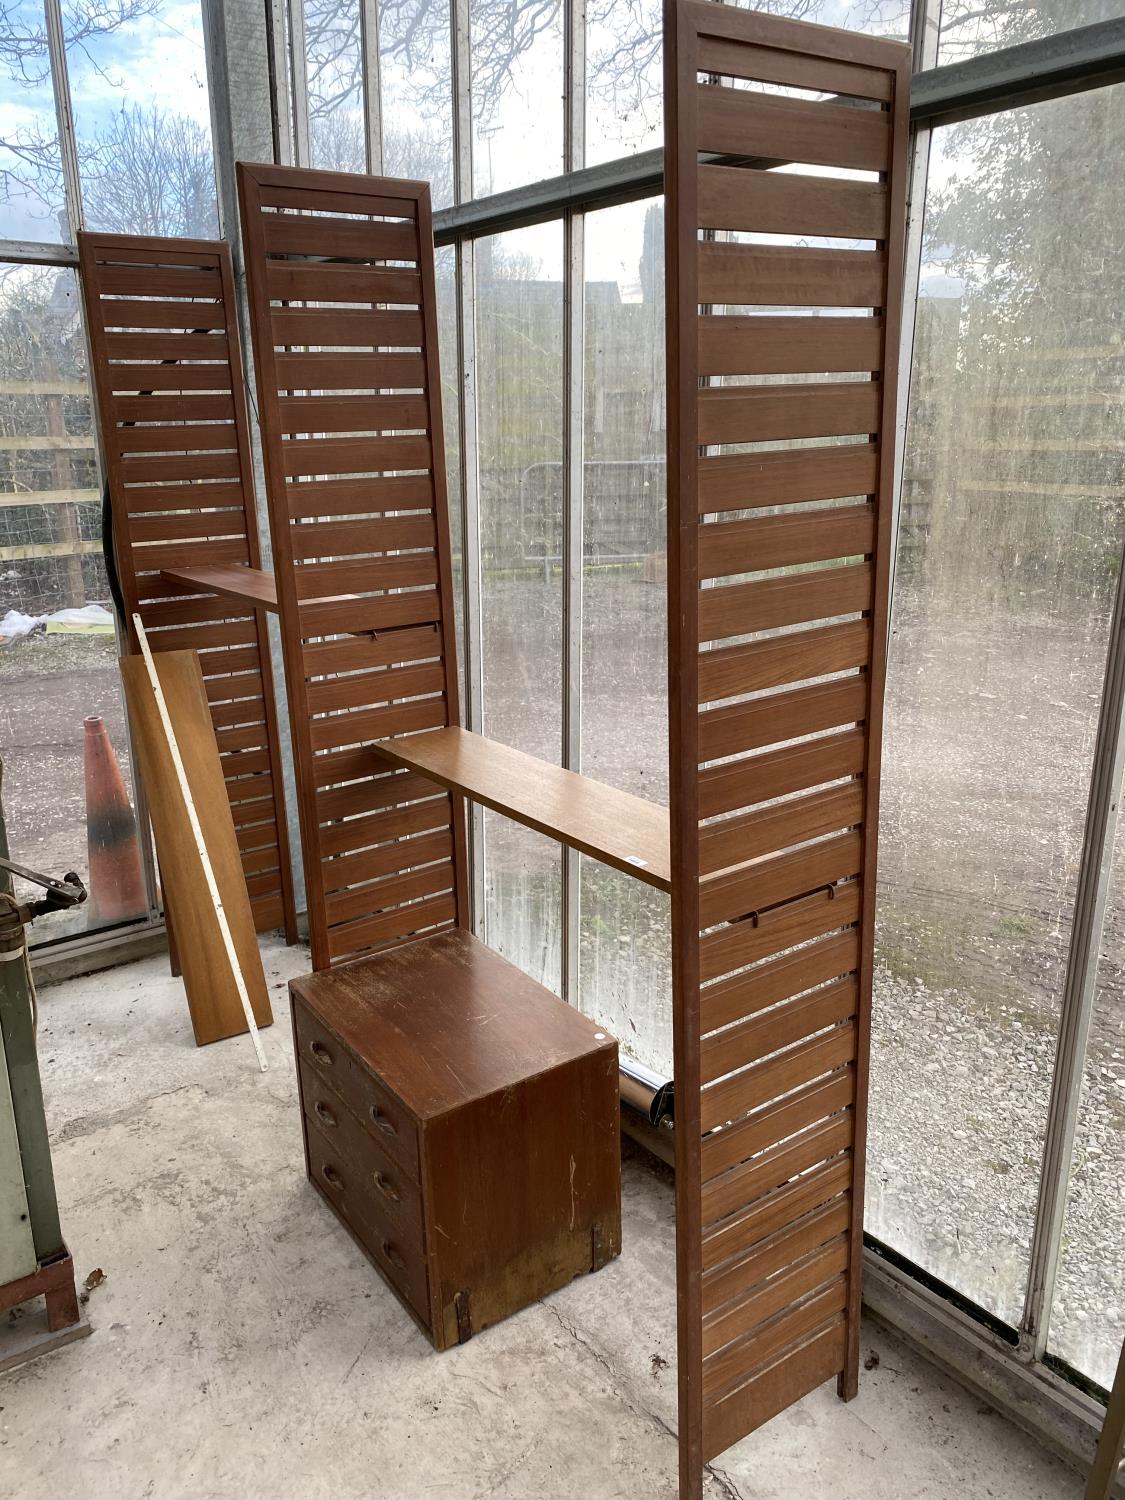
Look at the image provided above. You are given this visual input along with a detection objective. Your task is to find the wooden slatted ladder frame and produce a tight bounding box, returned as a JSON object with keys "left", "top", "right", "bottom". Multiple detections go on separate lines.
{"left": 236, "top": 163, "right": 468, "bottom": 971}
{"left": 664, "top": 5, "right": 910, "bottom": 1491}
{"left": 78, "top": 231, "right": 297, "bottom": 942}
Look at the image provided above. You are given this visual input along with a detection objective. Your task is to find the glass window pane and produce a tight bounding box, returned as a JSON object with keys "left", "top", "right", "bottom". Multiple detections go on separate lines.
{"left": 476, "top": 224, "right": 564, "bottom": 989}
{"left": 304, "top": 0, "right": 366, "bottom": 172}
{"left": 1049, "top": 809, "right": 1125, "bottom": 1389}
{"left": 471, "top": 0, "right": 563, "bottom": 196}
{"left": 580, "top": 200, "right": 670, "bottom": 1073}
{"left": 869, "top": 97, "right": 1125, "bottom": 1325}
{"left": 64, "top": 1, "right": 218, "bottom": 238}
{"left": 0, "top": 267, "right": 148, "bottom": 943}
{"left": 0, "top": 2, "right": 65, "bottom": 242}
{"left": 379, "top": 0, "right": 454, "bottom": 207}
{"left": 586, "top": 0, "right": 663, "bottom": 166}
{"left": 939, "top": 2, "right": 1125, "bottom": 64}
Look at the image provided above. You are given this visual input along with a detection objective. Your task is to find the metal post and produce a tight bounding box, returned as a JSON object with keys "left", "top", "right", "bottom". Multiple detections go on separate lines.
{"left": 886, "top": 0, "right": 940, "bottom": 621}
{"left": 1021, "top": 545, "right": 1125, "bottom": 1358}
{"left": 43, "top": 0, "right": 83, "bottom": 238}
{"left": 452, "top": 0, "right": 486, "bottom": 932}
{"left": 266, "top": 0, "right": 295, "bottom": 166}
{"left": 561, "top": 0, "right": 586, "bottom": 1006}
{"left": 360, "top": 0, "right": 384, "bottom": 173}
{"left": 288, "top": 0, "right": 311, "bottom": 167}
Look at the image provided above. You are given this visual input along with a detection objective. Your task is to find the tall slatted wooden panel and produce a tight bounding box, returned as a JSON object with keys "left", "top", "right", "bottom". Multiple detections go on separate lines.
{"left": 78, "top": 231, "right": 297, "bottom": 942}
{"left": 664, "top": 5, "right": 910, "bottom": 1490}
{"left": 236, "top": 163, "right": 468, "bottom": 972}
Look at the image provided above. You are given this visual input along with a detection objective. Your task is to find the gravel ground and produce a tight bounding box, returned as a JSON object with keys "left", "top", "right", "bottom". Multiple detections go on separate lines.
{"left": 0, "top": 574, "right": 1120, "bottom": 1389}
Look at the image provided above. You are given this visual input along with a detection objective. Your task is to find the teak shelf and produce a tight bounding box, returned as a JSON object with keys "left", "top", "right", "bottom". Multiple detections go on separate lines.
{"left": 160, "top": 563, "right": 279, "bottom": 613}
{"left": 371, "top": 727, "right": 671, "bottom": 893}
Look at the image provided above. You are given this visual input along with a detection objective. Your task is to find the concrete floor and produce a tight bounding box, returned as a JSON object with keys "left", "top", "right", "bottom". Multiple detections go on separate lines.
{"left": 0, "top": 936, "right": 1084, "bottom": 1499}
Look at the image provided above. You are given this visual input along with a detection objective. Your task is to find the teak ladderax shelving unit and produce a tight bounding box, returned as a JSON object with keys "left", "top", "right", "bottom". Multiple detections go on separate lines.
{"left": 84, "top": 4, "right": 909, "bottom": 1493}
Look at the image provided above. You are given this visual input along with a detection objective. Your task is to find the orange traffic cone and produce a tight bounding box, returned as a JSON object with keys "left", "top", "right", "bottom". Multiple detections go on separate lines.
{"left": 83, "top": 716, "right": 145, "bottom": 924}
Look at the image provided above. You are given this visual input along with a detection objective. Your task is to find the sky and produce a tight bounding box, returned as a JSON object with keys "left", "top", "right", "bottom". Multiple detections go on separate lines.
{"left": 0, "top": 0, "right": 210, "bottom": 242}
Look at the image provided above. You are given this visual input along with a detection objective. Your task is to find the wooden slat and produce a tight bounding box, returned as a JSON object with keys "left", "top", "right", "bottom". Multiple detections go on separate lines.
{"left": 702, "top": 1236, "right": 849, "bottom": 1359}
{"left": 280, "top": 433, "right": 431, "bottom": 478}
{"left": 97, "top": 298, "right": 226, "bottom": 330}
{"left": 698, "top": 383, "right": 881, "bottom": 446}
{"left": 297, "top": 585, "right": 441, "bottom": 637}
{"left": 103, "top": 331, "right": 228, "bottom": 361}
{"left": 265, "top": 260, "right": 422, "bottom": 304}
{"left": 700, "top": 782, "right": 865, "bottom": 877}
{"left": 700, "top": 883, "right": 861, "bottom": 984}
{"left": 698, "top": 167, "right": 887, "bottom": 239}
{"left": 703, "top": 1117, "right": 854, "bottom": 1235}
{"left": 289, "top": 513, "right": 436, "bottom": 561}
{"left": 94, "top": 263, "right": 221, "bottom": 296}
{"left": 699, "top": 243, "right": 885, "bottom": 309}
{"left": 699, "top": 728, "right": 867, "bottom": 820}
{"left": 273, "top": 351, "right": 426, "bottom": 392}
{"left": 699, "top": 561, "right": 871, "bottom": 641}
{"left": 277, "top": 394, "right": 429, "bottom": 434}
{"left": 701, "top": 1156, "right": 853, "bottom": 1275}
{"left": 703, "top": 1197, "right": 852, "bottom": 1318}
{"left": 699, "top": 442, "right": 878, "bottom": 514}
{"left": 702, "top": 1069, "right": 856, "bottom": 1183}
{"left": 112, "top": 393, "right": 236, "bottom": 424}
{"left": 698, "top": 315, "right": 883, "bottom": 378}
{"left": 318, "top": 795, "right": 452, "bottom": 859}
{"left": 238, "top": 162, "right": 469, "bottom": 970}
{"left": 701, "top": 976, "right": 859, "bottom": 1088}
{"left": 699, "top": 619, "right": 871, "bottom": 701}
{"left": 260, "top": 212, "right": 418, "bottom": 262}
{"left": 326, "top": 890, "right": 457, "bottom": 961}
{"left": 324, "top": 856, "right": 453, "bottom": 925}
{"left": 305, "top": 659, "right": 445, "bottom": 714}
{"left": 293, "top": 552, "right": 437, "bottom": 601}
{"left": 78, "top": 229, "right": 296, "bottom": 944}
{"left": 286, "top": 473, "right": 435, "bottom": 520}
{"left": 700, "top": 1021, "right": 856, "bottom": 1134}
{"left": 699, "top": 676, "right": 868, "bottom": 761}
{"left": 699, "top": 504, "right": 874, "bottom": 578}
{"left": 703, "top": 1315, "right": 848, "bottom": 1461}
{"left": 302, "top": 624, "right": 441, "bottom": 676}
{"left": 696, "top": 83, "right": 891, "bottom": 172}
{"left": 694, "top": 24, "right": 895, "bottom": 101}
{"left": 269, "top": 307, "right": 424, "bottom": 349}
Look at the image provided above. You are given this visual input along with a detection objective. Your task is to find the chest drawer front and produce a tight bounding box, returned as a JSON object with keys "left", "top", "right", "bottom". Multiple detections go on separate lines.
{"left": 294, "top": 998, "right": 420, "bottom": 1182}
{"left": 305, "top": 1116, "right": 430, "bottom": 1324}
{"left": 300, "top": 1061, "right": 425, "bottom": 1249}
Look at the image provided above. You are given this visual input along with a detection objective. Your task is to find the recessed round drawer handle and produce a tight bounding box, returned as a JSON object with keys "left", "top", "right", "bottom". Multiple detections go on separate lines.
{"left": 322, "top": 1163, "right": 344, "bottom": 1191}
{"left": 310, "top": 1040, "right": 333, "bottom": 1066}
{"left": 314, "top": 1100, "right": 337, "bottom": 1128}
{"left": 369, "top": 1104, "right": 397, "bottom": 1137}
{"left": 373, "top": 1171, "right": 400, "bottom": 1204}
{"left": 381, "top": 1239, "right": 406, "bottom": 1272}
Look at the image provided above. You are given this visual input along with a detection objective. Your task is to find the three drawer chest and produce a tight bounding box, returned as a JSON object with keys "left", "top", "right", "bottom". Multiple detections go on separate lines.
{"left": 290, "top": 927, "right": 622, "bottom": 1348}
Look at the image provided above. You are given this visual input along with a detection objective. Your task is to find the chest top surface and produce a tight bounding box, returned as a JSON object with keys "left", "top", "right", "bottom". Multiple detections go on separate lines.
{"left": 290, "top": 928, "right": 617, "bottom": 1120}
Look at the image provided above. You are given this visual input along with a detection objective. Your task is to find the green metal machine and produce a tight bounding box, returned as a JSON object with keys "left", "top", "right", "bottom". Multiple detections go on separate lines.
{"left": 0, "top": 754, "right": 87, "bottom": 1362}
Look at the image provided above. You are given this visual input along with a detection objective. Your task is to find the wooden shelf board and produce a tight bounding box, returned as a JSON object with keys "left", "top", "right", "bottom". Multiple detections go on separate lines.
{"left": 372, "top": 726, "right": 671, "bottom": 893}
{"left": 161, "top": 563, "right": 278, "bottom": 612}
